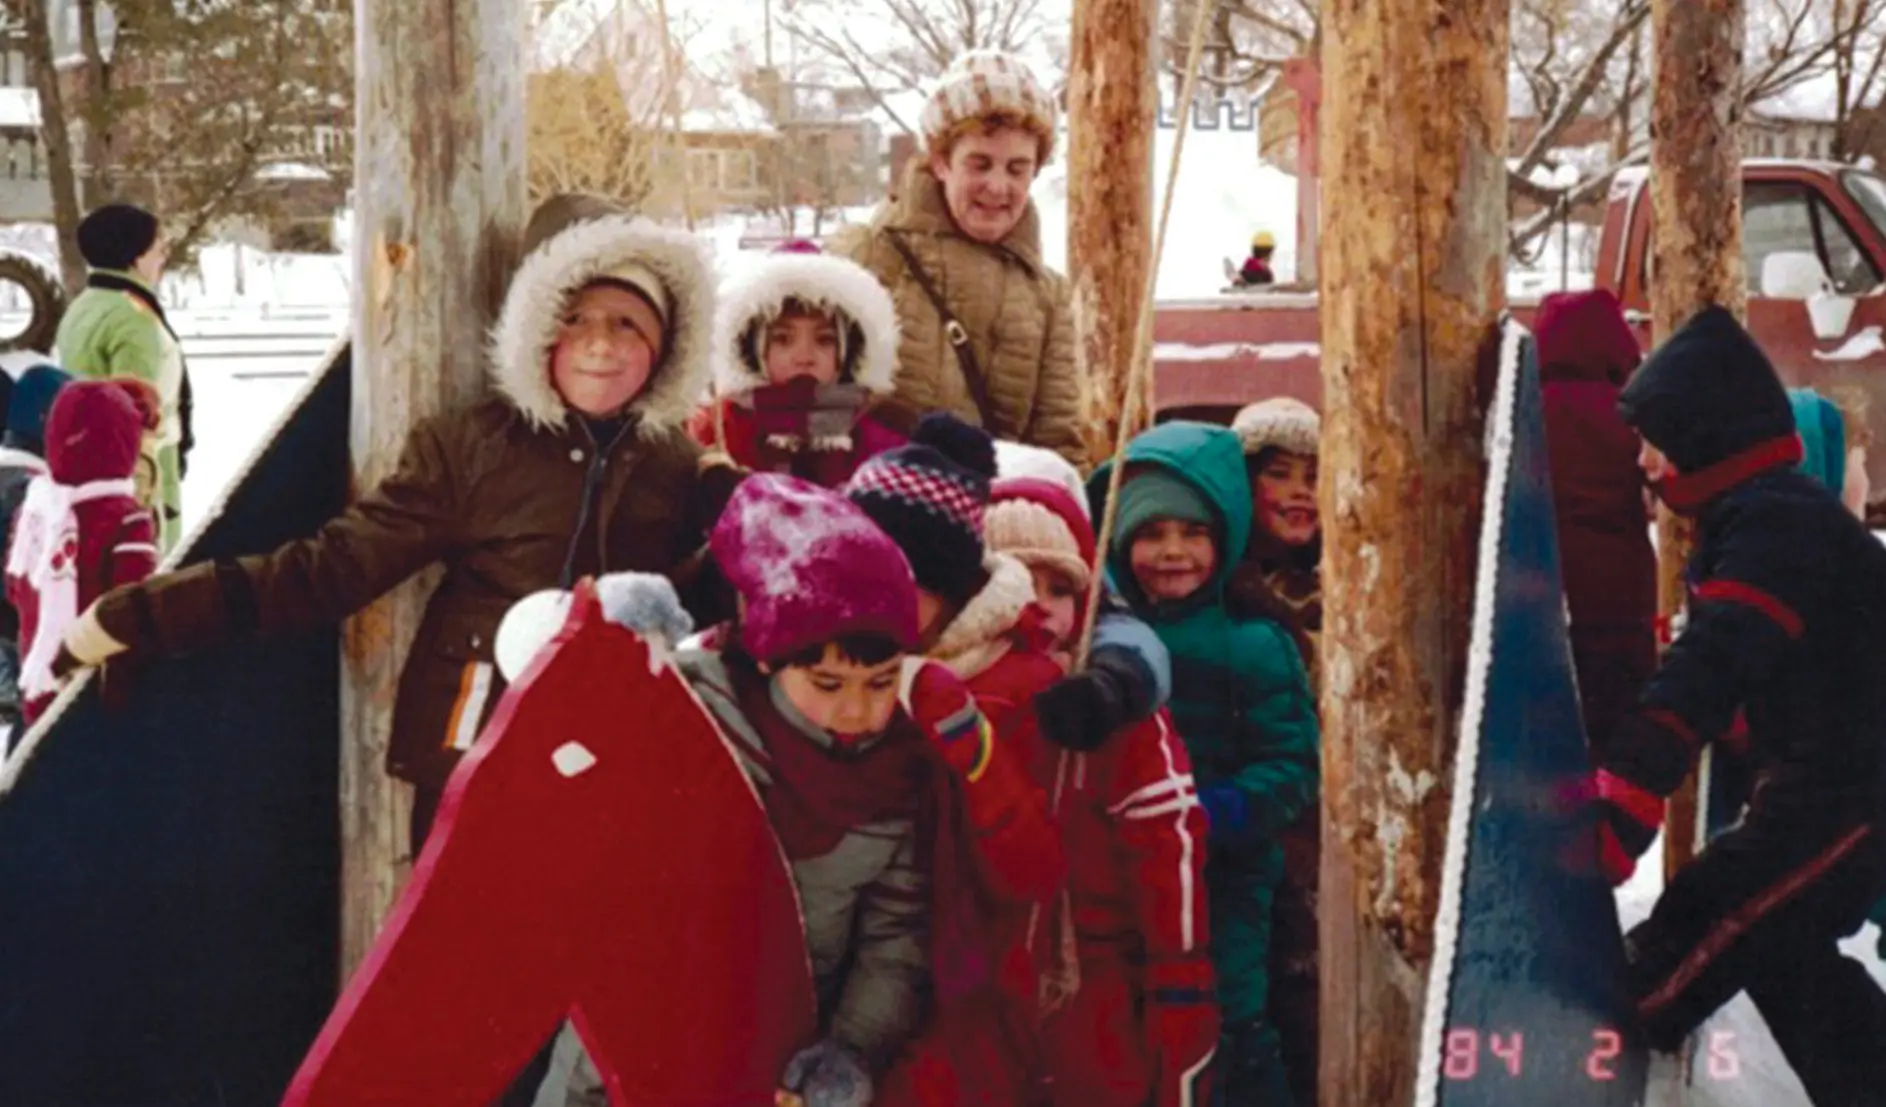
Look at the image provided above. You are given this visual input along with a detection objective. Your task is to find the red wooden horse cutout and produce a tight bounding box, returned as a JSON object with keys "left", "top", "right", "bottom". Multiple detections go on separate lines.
{"left": 283, "top": 582, "right": 815, "bottom": 1106}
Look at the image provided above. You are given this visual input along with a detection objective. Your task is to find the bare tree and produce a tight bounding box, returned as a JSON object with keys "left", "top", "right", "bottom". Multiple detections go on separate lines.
{"left": 527, "top": 0, "right": 694, "bottom": 212}
{"left": 1826, "top": 0, "right": 1886, "bottom": 158}
{"left": 2, "top": 0, "right": 86, "bottom": 294}
{"left": 783, "top": 0, "right": 1054, "bottom": 135}
{"left": 1205, "top": 0, "right": 1882, "bottom": 258}
{"left": 114, "top": 0, "right": 352, "bottom": 264}
{"left": 9, "top": 0, "right": 353, "bottom": 269}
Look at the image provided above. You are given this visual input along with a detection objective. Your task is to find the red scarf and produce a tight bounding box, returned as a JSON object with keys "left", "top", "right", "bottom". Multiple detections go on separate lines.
{"left": 728, "top": 655, "right": 928, "bottom": 858}
{"left": 726, "top": 655, "right": 994, "bottom": 1000}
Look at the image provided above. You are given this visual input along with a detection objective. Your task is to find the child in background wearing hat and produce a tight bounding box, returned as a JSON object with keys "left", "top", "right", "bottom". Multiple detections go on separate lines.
{"left": 1236, "top": 232, "right": 1277, "bottom": 288}
{"left": 1093, "top": 420, "right": 1318, "bottom": 1107}
{"left": 1228, "top": 394, "right": 1323, "bottom": 1106}
{"left": 55, "top": 202, "right": 192, "bottom": 552}
{"left": 6, "top": 381, "right": 158, "bottom": 730}
{"left": 0, "top": 365, "right": 71, "bottom": 734}
{"left": 689, "top": 240, "right": 907, "bottom": 488}
{"left": 981, "top": 474, "right": 1220, "bottom": 1107}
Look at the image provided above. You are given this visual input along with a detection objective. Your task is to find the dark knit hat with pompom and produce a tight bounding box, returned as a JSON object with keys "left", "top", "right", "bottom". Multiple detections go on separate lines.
{"left": 844, "top": 412, "right": 996, "bottom": 605}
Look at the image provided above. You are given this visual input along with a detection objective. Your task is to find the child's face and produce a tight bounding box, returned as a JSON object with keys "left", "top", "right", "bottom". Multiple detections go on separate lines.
{"left": 1254, "top": 450, "right": 1319, "bottom": 547}
{"left": 1844, "top": 446, "right": 1870, "bottom": 519}
{"left": 1637, "top": 438, "right": 1675, "bottom": 485}
{"left": 771, "top": 642, "right": 904, "bottom": 745}
{"left": 1129, "top": 518, "right": 1218, "bottom": 602}
{"left": 1027, "top": 564, "right": 1081, "bottom": 652}
{"left": 551, "top": 283, "right": 659, "bottom": 418}
{"left": 763, "top": 310, "right": 841, "bottom": 386}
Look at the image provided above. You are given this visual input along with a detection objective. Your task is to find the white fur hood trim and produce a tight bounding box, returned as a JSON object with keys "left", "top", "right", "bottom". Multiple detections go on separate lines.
{"left": 490, "top": 214, "right": 715, "bottom": 435}
{"left": 931, "top": 553, "right": 1039, "bottom": 676}
{"left": 713, "top": 251, "right": 900, "bottom": 396}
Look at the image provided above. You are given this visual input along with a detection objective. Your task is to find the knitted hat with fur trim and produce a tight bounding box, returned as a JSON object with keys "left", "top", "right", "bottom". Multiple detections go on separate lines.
{"left": 1231, "top": 396, "right": 1320, "bottom": 458}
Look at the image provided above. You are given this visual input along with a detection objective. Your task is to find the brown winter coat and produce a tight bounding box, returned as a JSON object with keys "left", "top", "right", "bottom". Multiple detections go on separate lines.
{"left": 832, "top": 161, "right": 1084, "bottom": 466}
{"left": 89, "top": 199, "right": 720, "bottom": 789}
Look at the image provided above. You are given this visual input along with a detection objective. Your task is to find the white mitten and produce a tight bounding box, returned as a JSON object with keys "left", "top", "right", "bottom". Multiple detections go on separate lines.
{"left": 593, "top": 571, "right": 694, "bottom": 646}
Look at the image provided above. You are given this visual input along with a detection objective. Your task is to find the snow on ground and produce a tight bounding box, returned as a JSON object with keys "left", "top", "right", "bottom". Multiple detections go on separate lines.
{"left": 1619, "top": 832, "right": 1886, "bottom": 1106}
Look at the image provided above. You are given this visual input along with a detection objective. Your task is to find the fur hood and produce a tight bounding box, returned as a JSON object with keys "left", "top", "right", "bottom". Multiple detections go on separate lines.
{"left": 713, "top": 250, "right": 901, "bottom": 396}
{"left": 931, "top": 552, "right": 1038, "bottom": 679}
{"left": 489, "top": 212, "right": 715, "bottom": 436}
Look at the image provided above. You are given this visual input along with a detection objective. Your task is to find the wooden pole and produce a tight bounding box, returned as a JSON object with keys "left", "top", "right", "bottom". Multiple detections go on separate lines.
{"left": 1067, "top": 0, "right": 1158, "bottom": 462}
{"left": 1317, "top": 0, "right": 1508, "bottom": 1102}
{"left": 344, "top": 0, "right": 526, "bottom": 977}
{"left": 1650, "top": 0, "right": 1745, "bottom": 883}
{"left": 1279, "top": 58, "right": 1320, "bottom": 287}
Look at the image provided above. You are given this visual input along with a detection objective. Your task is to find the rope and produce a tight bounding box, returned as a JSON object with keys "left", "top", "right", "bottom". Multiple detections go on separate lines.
{"left": 1074, "top": 0, "right": 1225, "bottom": 671}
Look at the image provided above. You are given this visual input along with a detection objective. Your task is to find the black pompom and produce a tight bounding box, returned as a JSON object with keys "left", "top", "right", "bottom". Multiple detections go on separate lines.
{"left": 912, "top": 412, "right": 997, "bottom": 480}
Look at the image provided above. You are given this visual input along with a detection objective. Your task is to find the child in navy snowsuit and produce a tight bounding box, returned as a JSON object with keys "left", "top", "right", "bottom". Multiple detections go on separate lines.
{"left": 1593, "top": 306, "right": 1886, "bottom": 1106}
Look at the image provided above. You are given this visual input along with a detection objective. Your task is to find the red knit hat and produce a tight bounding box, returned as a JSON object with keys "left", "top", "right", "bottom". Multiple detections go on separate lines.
{"left": 711, "top": 472, "right": 920, "bottom": 663}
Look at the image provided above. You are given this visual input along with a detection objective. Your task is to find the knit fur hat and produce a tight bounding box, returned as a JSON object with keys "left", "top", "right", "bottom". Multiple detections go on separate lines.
{"left": 714, "top": 239, "right": 900, "bottom": 396}
{"left": 1232, "top": 396, "right": 1321, "bottom": 458}
{"left": 845, "top": 413, "right": 997, "bottom": 606}
{"left": 986, "top": 477, "right": 1094, "bottom": 593}
{"left": 712, "top": 472, "right": 920, "bottom": 662}
{"left": 921, "top": 50, "right": 1058, "bottom": 160}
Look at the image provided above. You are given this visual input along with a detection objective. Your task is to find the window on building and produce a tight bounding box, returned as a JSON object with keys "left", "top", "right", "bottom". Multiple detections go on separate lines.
{"left": 721, "top": 148, "right": 756, "bottom": 190}
{"left": 687, "top": 148, "right": 718, "bottom": 190}
{"left": 1743, "top": 182, "right": 1882, "bottom": 296}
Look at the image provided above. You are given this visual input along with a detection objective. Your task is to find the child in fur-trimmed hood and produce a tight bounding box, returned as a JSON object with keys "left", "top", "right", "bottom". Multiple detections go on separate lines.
{"left": 57, "top": 192, "right": 727, "bottom": 851}
{"left": 689, "top": 239, "right": 908, "bottom": 488}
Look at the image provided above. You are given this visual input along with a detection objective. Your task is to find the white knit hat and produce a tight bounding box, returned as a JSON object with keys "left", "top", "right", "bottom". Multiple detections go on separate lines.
{"left": 1232, "top": 396, "right": 1321, "bottom": 457}
{"left": 994, "top": 440, "right": 1087, "bottom": 518}
{"left": 985, "top": 497, "right": 1090, "bottom": 592}
{"left": 920, "top": 50, "right": 1058, "bottom": 160}
{"left": 597, "top": 260, "right": 671, "bottom": 327}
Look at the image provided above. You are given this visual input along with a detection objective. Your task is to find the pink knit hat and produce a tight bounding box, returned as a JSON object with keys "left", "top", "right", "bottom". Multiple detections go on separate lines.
{"left": 986, "top": 476, "right": 1094, "bottom": 593}
{"left": 711, "top": 472, "right": 921, "bottom": 663}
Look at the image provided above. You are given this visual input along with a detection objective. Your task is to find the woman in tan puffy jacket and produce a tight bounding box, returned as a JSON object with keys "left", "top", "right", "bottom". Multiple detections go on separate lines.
{"left": 833, "top": 50, "right": 1084, "bottom": 467}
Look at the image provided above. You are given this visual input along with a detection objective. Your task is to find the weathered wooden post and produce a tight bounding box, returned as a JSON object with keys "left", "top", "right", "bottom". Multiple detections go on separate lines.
{"left": 344, "top": 0, "right": 527, "bottom": 975}
{"left": 1067, "top": 0, "right": 1158, "bottom": 460}
{"left": 1316, "top": 0, "right": 1509, "bottom": 1101}
{"left": 1650, "top": 0, "right": 1746, "bottom": 881}
{"left": 1279, "top": 57, "right": 1320, "bottom": 287}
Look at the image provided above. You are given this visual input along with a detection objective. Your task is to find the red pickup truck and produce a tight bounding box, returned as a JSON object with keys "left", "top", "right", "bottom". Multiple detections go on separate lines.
{"left": 1154, "top": 158, "right": 1886, "bottom": 493}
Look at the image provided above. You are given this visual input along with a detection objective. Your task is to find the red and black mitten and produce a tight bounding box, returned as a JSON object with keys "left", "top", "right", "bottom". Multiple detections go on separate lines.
{"left": 1145, "top": 958, "right": 1219, "bottom": 1107}
{"left": 1593, "top": 767, "right": 1664, "bottom": 887}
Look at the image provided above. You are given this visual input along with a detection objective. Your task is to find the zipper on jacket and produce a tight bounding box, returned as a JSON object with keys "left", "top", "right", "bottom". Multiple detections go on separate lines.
{"left": 557, "top": 419, "right": 635, "bottom": 588}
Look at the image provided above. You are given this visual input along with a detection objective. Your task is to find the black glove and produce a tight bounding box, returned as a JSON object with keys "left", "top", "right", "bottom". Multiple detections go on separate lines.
{"left": 1033, "top": 663, "right": 1131, "bottom": 752}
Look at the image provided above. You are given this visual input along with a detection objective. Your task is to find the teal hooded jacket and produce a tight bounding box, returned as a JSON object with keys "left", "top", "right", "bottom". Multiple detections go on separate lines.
{"left": 1788, "top": 388, "right": 1847, "bottom": 495}
{"left": 1091, "top": 421, "right": 1319, "bottom": 881}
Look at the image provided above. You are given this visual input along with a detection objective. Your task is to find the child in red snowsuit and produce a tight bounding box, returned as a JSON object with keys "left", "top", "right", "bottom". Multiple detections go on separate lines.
{"left": 849, "top": 416, "right": 1204, "bottom": 1106}
{"left": 985, "top": 474, "right": 1220, "bottom": 1107}
{"left": 689, "top": 240, "right": 906, "bottom": 488}
{"left": 6, "top": 380, "right": 157, "bottom": 723}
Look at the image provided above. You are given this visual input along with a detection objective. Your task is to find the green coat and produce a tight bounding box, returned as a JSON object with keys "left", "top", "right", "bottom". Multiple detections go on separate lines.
{"left": 1092, "top": 420, "right": 1319, "bottom": 1025}
{"left": 55, "top": 271, "right": 185, "bottom": 551}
